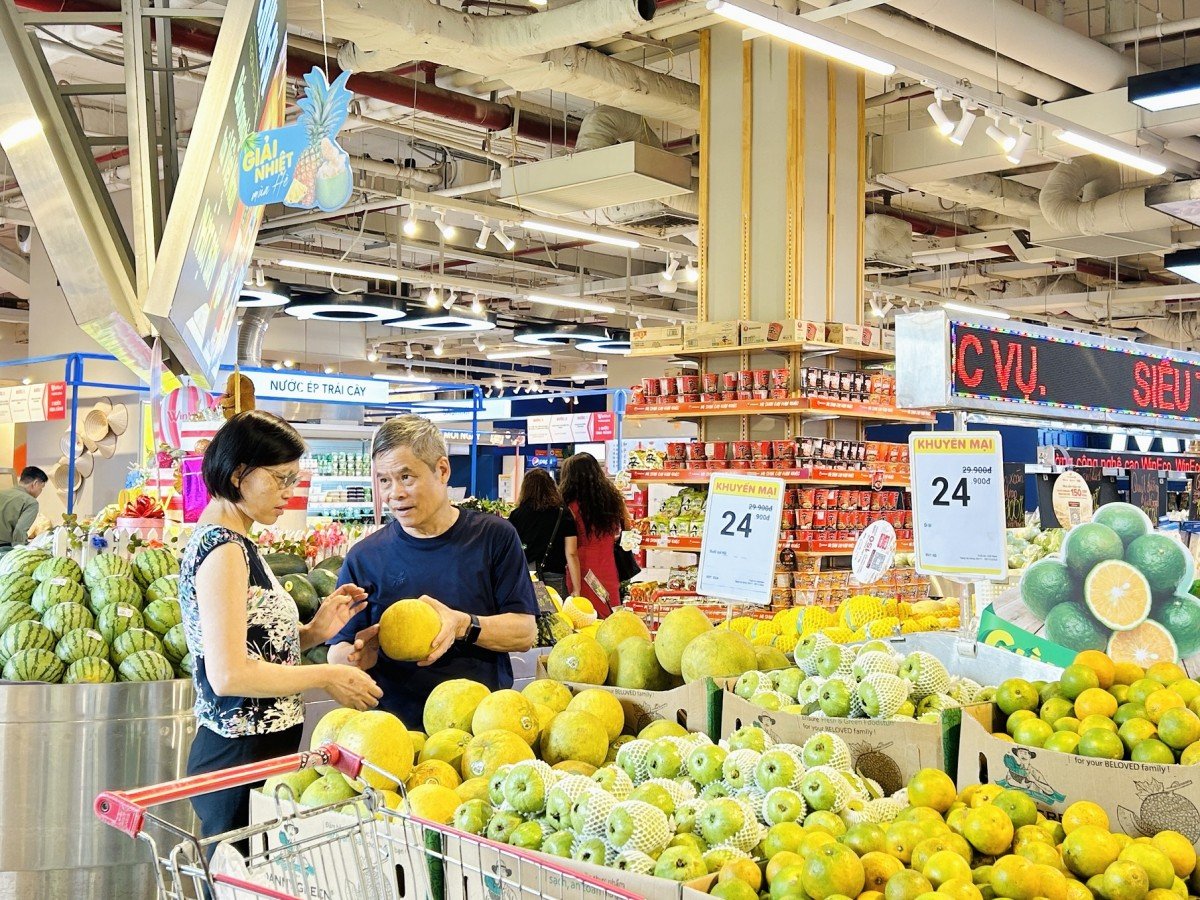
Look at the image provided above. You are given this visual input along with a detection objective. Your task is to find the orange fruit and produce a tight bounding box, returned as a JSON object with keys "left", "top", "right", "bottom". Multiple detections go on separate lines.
{"left": 1144, "top": 689, "right": 1187, "bottom": 724}
{"left": 937, "top": 878, "right": 983, "bottom": 900}
{"left": 1147, "top": 661, "right": 1188, "bottom": 685}
{"left": 1158, "top": 707, "right": 1200, "bottom": 751}
{"left": 1078, "top": 714, "right": 1119, "bottom": 735}
{"left": 1078, "top": 728, "right": 1125, "bottom": 759}
{"left": 862, "top": 851, "right": 906, "bottom": 892}
{"left": 1113, "top": 661, "right": 1145, "bottom": 686}
{"left": 908, "top": 769, "right": 958, "bottom": 813}
{"left": 1062, "top": 825, "right": 1121, "bottom": 878}
{"left": 1150, "top": 831, "right": 1197, "bottom": 879}
{"left": 719, "top": 858, "right": 764, "bottom": 892}
{"left": 1109, "top": 622, "right": 1180, "bottom": 671}
{"left": 961, "top": 805, "right": 1014, "bottom": 856}
{"left": 1059, "top": 664, "right": 1101, "bottom": 701}
{"left": 1075, "top": 687, "right": 1119, "bottom": 720}
{"left": 1074, "top": 650, "right": 1116, "bottom": 689}
{"left": 989, "top": 855, "right": 1040, "bottom": 900}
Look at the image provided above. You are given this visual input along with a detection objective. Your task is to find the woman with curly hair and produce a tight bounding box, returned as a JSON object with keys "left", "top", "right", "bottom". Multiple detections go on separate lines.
{"left": 559, "top": 452, "right": 630, "bottom": 617}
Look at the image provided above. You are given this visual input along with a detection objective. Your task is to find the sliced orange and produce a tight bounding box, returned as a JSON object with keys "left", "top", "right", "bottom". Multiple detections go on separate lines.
{"left": 1085, "top": 560, "right": 1152, "bottom": 631}
{"left": 1108, "top": 620, "right": 1180, "bottom": 668}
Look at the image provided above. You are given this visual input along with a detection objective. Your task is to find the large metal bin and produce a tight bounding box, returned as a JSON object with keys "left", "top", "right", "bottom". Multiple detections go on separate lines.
{"left": 0, "top": 679, "right": 197, "bottom": 899}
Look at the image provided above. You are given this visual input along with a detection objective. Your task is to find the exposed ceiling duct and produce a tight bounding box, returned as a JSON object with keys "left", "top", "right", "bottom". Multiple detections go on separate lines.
{"left": 886, "top": 0, "right": 1139, "bottom": 94}
{"left": 864, "top": 214, "right": 915, "bottom": 274}
{"left": 291, "top": 0, "right": 701, "bottom": 128}
{"left": 911, "top": 174, "right": 1042, "bottom": 221}
{"left": 575, "top": 106, "right": 662, "bottom": 152}
{"left": 237, "top": 308, "right": 276, "bottom": 367}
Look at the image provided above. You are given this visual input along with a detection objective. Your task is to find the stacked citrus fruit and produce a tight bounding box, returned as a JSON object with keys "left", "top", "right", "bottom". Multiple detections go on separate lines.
{"left": 1019, "top": 504, "right": 1198, "bottom": 665}
{"left": 987, "top": 649, "right": 1200, "bottom": 765}
{"left": 700, "top": 768, "right": 1200, "bottom": 900}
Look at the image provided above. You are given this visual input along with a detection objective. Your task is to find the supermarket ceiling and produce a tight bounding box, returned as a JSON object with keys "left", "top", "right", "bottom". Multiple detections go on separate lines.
{"left": 6, "top": 0, "right": 1200, "bottom": 379}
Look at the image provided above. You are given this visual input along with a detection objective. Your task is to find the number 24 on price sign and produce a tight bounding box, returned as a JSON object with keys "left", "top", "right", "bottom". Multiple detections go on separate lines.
{"left": 698, "top": 474, "right": 784, "bottom": 606}
{"left": 909, "top": 431, "right": 1008, "bottom": 581}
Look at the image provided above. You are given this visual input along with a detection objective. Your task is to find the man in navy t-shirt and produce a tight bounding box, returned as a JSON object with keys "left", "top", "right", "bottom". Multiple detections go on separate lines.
{"left": 328, "top": 415, "right": 537, "bottom": 729}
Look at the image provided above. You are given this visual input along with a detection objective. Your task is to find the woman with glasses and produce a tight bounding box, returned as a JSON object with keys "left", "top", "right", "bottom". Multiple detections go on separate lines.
{"left": 179, "top": 410, "right": 382, "bottom": 848}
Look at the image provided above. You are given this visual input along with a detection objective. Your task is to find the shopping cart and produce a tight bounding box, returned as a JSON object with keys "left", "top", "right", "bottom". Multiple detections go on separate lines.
{"left": 95, "top": 743, "right": 645, "bottom": 900}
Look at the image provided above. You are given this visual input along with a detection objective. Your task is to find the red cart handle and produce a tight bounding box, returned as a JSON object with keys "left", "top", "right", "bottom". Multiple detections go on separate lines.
{"left": 95, "top": 743, "right": 364, "bottom": 838}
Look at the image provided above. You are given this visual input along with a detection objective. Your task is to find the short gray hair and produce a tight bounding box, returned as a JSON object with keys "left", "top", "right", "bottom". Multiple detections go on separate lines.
{"left": 371, "top": 415, "right": 447, "bottom": 471}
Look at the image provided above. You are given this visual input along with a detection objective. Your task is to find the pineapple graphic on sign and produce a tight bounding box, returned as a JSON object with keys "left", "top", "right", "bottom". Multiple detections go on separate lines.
{"left": 285, "top": 69, "right": 353, "bottom": 212}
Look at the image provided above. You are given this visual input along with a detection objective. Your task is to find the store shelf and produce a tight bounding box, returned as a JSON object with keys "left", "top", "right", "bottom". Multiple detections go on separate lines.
{"left": 310, "top": 474, "right": 372, "bottom": 482}
{"left": 628, "top": 341, "right": 896, "bottom": 361}
{"left": 308, "top": 502, "right": 375, "bottom": 510}
{"left": 790, "top": 539, "right": 915, "bottom": 556}
{"left": 625, "top": 396, "right": 934, "bottom": 423}
{"left": 629, "top": 466, "right": 910, "bottom": 486}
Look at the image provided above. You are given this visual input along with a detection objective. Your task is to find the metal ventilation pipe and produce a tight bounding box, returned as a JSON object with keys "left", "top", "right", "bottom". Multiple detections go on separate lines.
{"left": 237, "top": 308, "right": 275, "bottom": 367}
{"left": 1038, "top": 157, "right": 1174, "bottom": 236}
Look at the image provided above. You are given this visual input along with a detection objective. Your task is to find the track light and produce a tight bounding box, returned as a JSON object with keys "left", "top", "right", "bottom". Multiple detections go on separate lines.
{"left": 443, "top": 290, "right": 458, "bottom": 311}
{"left": 927, "top": 90, "right": 954, "bottom": 137}
{"left": 434, "top": 340, "right": 445, "bottom": 357}
{"left": 425, "top": 287, "right": 439, "bottom": 308}
{"left": 435, "top": 211, "right": 456, "bottom": 240}
{"left": 635, "top": 316, "right": 644, "bottom": 329}
{"left": 495, "top": 225, "right": 516, "bottom": 252}
{"left": 985, "top": 110, "right": 1017, "bottom": 154}
{"left": 948, "top": 100, "right": 977, "bottom": 146}
{"left": 471, "top": 293, "right": 483, "bottom": 314}
{"left": 682, "top": 260, "right": 699, "bottom": 283}
{"left": 662, "top": 256, "right": 680, "bottom": 282}
{"left": 405, "top": 342, "right": 414, "bottom": 360}
{"left": 283, "top": 359, "right": 294, "bottom": 368}
{"left": 324, "top": 365, "right": 335, "bottom": 374}
{"left": 474, "top": 217, "right": 492, "bottom": 250}
{"left": 271, "top": 361, "right": 282, "bottom": 371}
{"left": 403, "top": 208, "right": 418, "bottom": 237}
{"left": 493, "top": 375, "right": 504, "bottom": 389}
{"left": 1005, "top": 123, "right": 1032, "bottom": 165}
{"left": 366, "top": 348, "right": 379, "bottom": 363}
{"left": 658, "top": 277, "right": 678, "bottom": 294}
{"left": 473, "top": 335, "right": 486, "bottom": 351}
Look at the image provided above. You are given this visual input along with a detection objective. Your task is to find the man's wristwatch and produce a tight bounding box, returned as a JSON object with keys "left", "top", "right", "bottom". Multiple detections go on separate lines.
{"left": 459, "top": 614, "right": 482, "bottom": 645}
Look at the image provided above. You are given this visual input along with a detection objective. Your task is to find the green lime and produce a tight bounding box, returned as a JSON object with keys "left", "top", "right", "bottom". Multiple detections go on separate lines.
{"left": 1125, "top": 534, "right": 1192, "bottom": 596}
{"left": 1044, "top": 731, "right": 1080, "bottom": 754}
{"left": 1131, "top": 739, "right": 1176, "bottom": 764}
{"left": 1020, "top": 558, "right": 1083, "bottom": 620}
{"left": 1062, "top": 523, "right": 1125, "bottom": 578}
{"left": 1117, "top": 716, "right": 1157, "bottom": 752}
{"left": 1077, "top": 727, "right": 1125, "bottom": 760}
{"left": 1152, "top": 594, "right": 1200, "bottom": 657}
{"left": 1113, "top": 702, "right": 1146, "bottom": 726}
{"left": 1092, "top": 503, "right": 1153, "bottom": 548}
{"left": 1044, "top": 603, "right": 1110, "bottom": 653}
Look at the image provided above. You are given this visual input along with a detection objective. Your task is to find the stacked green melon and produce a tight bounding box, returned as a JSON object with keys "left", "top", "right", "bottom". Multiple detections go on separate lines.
{"left": 0, "top": 548, "right": 186, "bottom": 684}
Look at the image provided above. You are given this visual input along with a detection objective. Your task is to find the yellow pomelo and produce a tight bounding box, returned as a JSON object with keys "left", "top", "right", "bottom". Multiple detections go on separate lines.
{"left": 423, "top": 679, "right": 490, "bottom": 734}
{"left": 378, "top": 598, "right": 441, "bottom": 661}
{"left": 595, "top": 608, "right": 651, "bottom": 654}
{"left": 639, "top": 720, "right": 688, "bottom": 740}
{"left": 471, "top": 690, "right": 539, "bottom": 744}
{"left": 401, "top": 783, "right": 460, "bottom": 825}
{"left": 680, "top": 629, "right": 757, "bottom": 684}
{"left": 334, "top": 710, "right": 414, "bottom": 789}
{"left": 419, "top": 728, "right": 472, "bottom": 771}
{"left": 460, "top": 728, "right": 534, "bottom": 780}
{"left": 546, "top": 633, "right": 609, "bottom": 684}
{"left": 532, "top": 702, "right": 557, "bottom": 745}
{"left": 541, "top": 708, "right": 609, "bottom": 768}
{"left": 552, "top": 760, "right": 598, "bottom": 776}
{"left": 567, "top": 688, "right": 625, "bottom": 742}
{"left": 405, "top": 759, "right": 461, "bottom": 790}
{"left": 309, "top": 707, "right": 359, "bottom": 773}
{"left": 408, "top": 731, "right": 426, "bottom": 760}
{"left": 654, "top": 606, "right": 713, "bottom": 676}
{"left": 522, "top": 679, "right": 572, "bottom": 712}
{"left": 455, "top": 776, "right": 490, "bottom": 802}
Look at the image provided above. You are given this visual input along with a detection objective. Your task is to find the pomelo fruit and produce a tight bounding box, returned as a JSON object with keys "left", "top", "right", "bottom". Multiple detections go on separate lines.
{"left": 378, "top": 599, "right": 441, "bottom": 661}
{"left": 522, "top": 679, "right": 572, "bottom": 712}
{"left": 401, "top": 783, "right": 460, "bottom": 824}
{"left": 595, "top": 608, "right": 650, "bottom": 654}
{"left": 419, "top": 727, "right": 472, "bottom": 771}
{"left": 540, "top": 709, "right": 608, "bottom": 768}
{"left": 334, "top": 710, "right": 414, "bottom": 789}
{"left": 456, "top": 776, "right": 490, "bottom": 802}
{"left": 471, "top": 689, "right": 539, "bottom": 745}
{"left": 654, "top": 606, "right": 713, "bottom": 676}
{"left": 299, "top": 772, "right": 359, "bottom": 808}
{"left": 567, "top": 688, "right": 625, "bottom": 742}
{"left": 460, "top": 728, "right": 535, "bottom": 780}
{"left": 262, "top": 768, "right": 320, "bottom": 803}
{"left": 755, "top": 646, "right": 790, "bottom": 671}
{"left": 423, "top": 679, "right": 490, "bottom": 734}
{"left": 309, "top": 707, "right": 359, "bottom": 773}
{"left": 680, "top": 629, "right": 757, "bottom": 684}
{"left": 405, "top": 759, "right": 461, "bottom": 790}
{"left": 546, "top": 633, "right": 608, "bottom": 684}
{"left": 608, "top": 636, "right": 671, "bottom": 690}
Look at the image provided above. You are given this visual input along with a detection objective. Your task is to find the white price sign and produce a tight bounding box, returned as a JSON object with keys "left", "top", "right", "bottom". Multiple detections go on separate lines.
{"left": 852, "top": 520, "right": 897, "bottom": 585}
{"left": 697, "top": 474, "right": 784, "bottom": 605}
{"left": 910, "top": 431, "right": 1008, "bottom": 580}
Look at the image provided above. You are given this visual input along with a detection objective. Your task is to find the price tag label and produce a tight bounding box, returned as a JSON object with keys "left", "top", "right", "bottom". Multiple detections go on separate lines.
{"left": 909, "top": 431, "right": 1008, "bottom": 580}
{"left": 852, "top": 520, "right": 897, "bottom": 585}
{"left": 697, "top": 474, "right": 784, "bottom": 606}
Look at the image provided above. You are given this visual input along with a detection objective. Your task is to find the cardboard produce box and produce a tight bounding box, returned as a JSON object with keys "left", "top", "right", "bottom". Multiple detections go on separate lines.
{"left": 683, "top": 321, "right": 740, "bottom": 351}
{"left": 740, "top": 319, "right": 824, "bottom": 347}
{"left": 826, "top": 322, "right": 881, "bottom": 349}
{"left": 721, "top": 687, "right": 972, "bottom": 795}
{"left": 959, "top": 705, "right": 1200, "bottom": 843}
{"left": 631, "top": 325, "right": 684, "bottom": 352}
{"left": 535, "top": 655, "right": 721, "bottom": 739}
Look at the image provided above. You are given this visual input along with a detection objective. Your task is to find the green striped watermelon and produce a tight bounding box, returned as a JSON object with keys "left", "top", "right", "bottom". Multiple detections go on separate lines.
{"left": 31, "top": 557, "right": 82, "bottom": 584}
{"left": 88, "top": 576, "right": 143, "bottom": 613}
{"left": 143, "top": 599, "right": 182, "bottom": 637}
{"left": 119, "top": 649, "right": 174, "bottom": 682}
{"left": 162, "top": 623, "right": 189, "bottom": 664}
{"left": 312, "top": 554, "right": 343, "bottom": 573}
{"left": 0, "top": 620, "right": 56, "bottom": 667}
{"left": 0, "top": 573, "right": 37, "bottom": 605}
{"left": 56, "top": 628, "right": 109, "bottom": 666}
{"left": 145, "top": 574, "right": 179, "bottom": 604}
{"left": 40, "top": 601, "right": 94, "bottom": 639}
{"left": 31, "top": 578, "right": 86, "bottom": 614}
{"left": 132, "top": 549, "right": 179, "bottom": 590}
{"left": 178, "top": 652, "right": 194, "bottom": 677}
{"left": 83, "top": 553, "right": 134, "bottom": 588}
{"left": 264, "top": 552, "right": 307, "bottom": 577}
{"left": 0, "top": 601, "right": 38, "bottom": 635}
{"left": 65, "top": 656, "right": 115, "bottom": 684}
{"left": 97, "top": 604, "right": 144, "bottom": 644}
{"left": 112, "top": 628, "right": 163, "bottom": 665}
{"left": 4, "top": 648, "right": 64, "bottom": 682}
{"left": 307, "top": 568, "right": 337, "bottom": 599}
{"left": 0, "top": 549, "right": 50, "bottom": 578}
{"left": 282, "top": 574, "right": 320, "bottom": 622}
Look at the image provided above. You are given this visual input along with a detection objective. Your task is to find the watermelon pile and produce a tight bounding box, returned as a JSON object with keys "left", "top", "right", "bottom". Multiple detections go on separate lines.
{"left": 0, "top": 547, "right": 187, "bottom": 685}
{"left": 267, "top": 553, "right": 344, "bottom": 665}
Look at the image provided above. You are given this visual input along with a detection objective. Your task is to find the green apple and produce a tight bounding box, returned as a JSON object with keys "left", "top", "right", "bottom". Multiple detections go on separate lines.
{"left": 800, "top": 769, "right": 842, "bottom": 812}
{"left": 615, "top": 739, "right": 651, "bottom": 783}
{"left": 755, "top": 749, "right": 800, "bottom": 791}
{"left": 687, "top": 744, "right": 728, "bottom": 785}
{"left": 859, "top": 640, "right": 892, "bottom": 655}
{"left": 728, "top": 726, "right": 770, "bottom": 753}
{"left": 572, "top": 835, "right": 608, "bottom": 865}
{"left": 772, "top": 668, "right": 805, "bottom": 699}
{"left": 569, "top": 790, "right": 614, "bottom": 835}
{"left": 763, "top": 787, "right": 806, "bottom": 825}
{"left": 509, "top": 820, "right": 547, "bottom": 850}
{"left": 485, "top": 810, "right": 523, "bottom": 844}
{"left": 699, "top": 797, "right": 747, "bottom": 846}
{"left": 794, "top": 634, "right": 832, "bottom": 674}
{"left": 815, "top": 645, "right": 847, "bottom": 678}
{"left": 614, "top": 850, "right": 656, "bottom": 874}
{"left": 763, "top": 821, "right": 806, "bottom": 858}
{"left": 541, "top": 829, "right": 575, "bottom": 858}
{"left": 704, "top": 846, "right": 750, "bottom": 874}
{"left": 606, "top": 802, "right": 647, "bottom": 850}
{"left": 545, "top": 782, "right": 582, "bottom": 830}
{"left": 818, "top": 679, "right": 852, "bottom": 718}
{"left": 503, "top": 764, "right": 549, "bottom": 814}
{"left": 629, "top": 782, "right": 675, "bottom": 817}
{"left": 654, "top": 845, "right": 708, "bottom": 882}
{"left": 645, "top": 740, "right": 684, "bottom": 779}
{"left": 452, "top": 799, "right": 492, "bottom": 835}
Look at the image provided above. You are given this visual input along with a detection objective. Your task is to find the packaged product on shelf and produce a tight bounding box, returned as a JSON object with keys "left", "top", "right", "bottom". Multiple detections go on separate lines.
{"left": 682, "top": 320, "right": 740, "bottom": 351}
{"left": 630, "top": 324, "right": 683, "bottom": 352}
{"left": 825, "top": 322, "right": 882, "bottom": 349}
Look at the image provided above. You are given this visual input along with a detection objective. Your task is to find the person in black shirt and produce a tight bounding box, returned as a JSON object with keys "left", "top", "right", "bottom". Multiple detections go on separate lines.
{"left": 508, "top": 469, "right": 580, "bottom": 597}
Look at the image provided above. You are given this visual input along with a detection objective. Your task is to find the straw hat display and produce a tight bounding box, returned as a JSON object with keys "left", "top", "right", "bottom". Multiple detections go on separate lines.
{"left": 53, "top": 397, "right": 129, "bottom": 495}
{"left": 51, "top": 457, "right": 84, "bottom": 495}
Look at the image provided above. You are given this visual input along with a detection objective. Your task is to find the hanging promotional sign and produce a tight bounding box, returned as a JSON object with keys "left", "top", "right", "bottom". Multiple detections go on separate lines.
{"left": 0, "top": 382, "right": 66, "bottom": 424}
{"left": 238, "top": 68, "right": 354, "bottom": 211}
{"left": 242, "top": 370, "right": 390, "bottom": 405}
{"left": 697, "top": 474, "right": 784, "bottom": 605}
{"left": 526, "top": 412, "right": 617, "bottom": 444}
